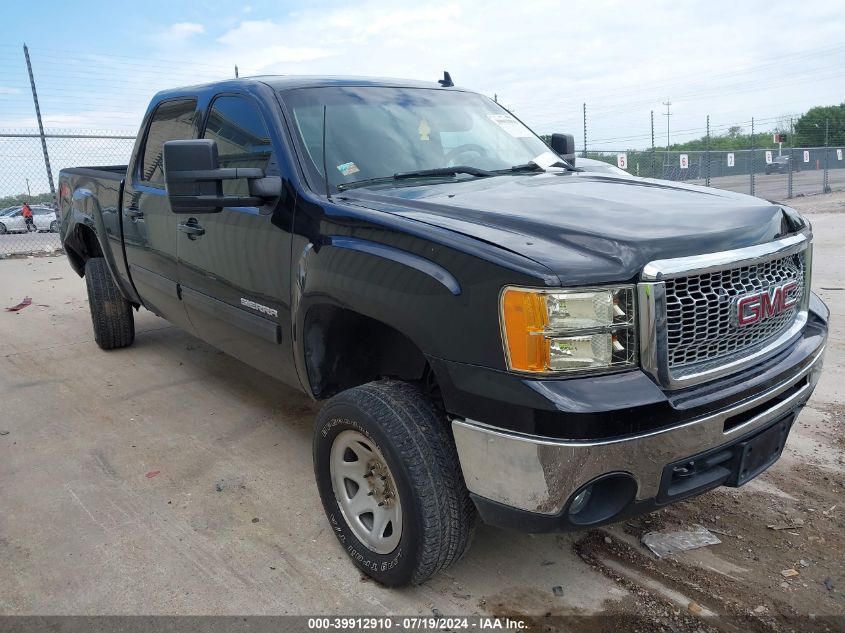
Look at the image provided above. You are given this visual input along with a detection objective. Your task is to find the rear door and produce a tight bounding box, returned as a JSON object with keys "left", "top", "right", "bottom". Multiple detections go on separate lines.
{"left": 122, "top": 98, "right": 197, "bottom": 330}
{"left": 176, "top": 92, "right": 298, "bottom": 385}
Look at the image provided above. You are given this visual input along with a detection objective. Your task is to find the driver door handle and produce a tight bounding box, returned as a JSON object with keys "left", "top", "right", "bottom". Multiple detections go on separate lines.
{"left": 178, "top": 218, "right": 205, "bottom": 239}
{"left": 125, "top": 207, "right": 144, "bottom": 220}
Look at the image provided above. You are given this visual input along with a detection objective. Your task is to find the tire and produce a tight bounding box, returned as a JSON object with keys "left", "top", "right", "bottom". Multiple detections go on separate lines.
{"left": 0, "top": 223, "right": 6, "bottom": 235}
{"left": 84, "top": 257, "right": 135, "bottom": 350}
{"left": 313, "top": 379, "right": 476, "bottom": 586}
{"left": 50, "top": 220, "right": 58, "bottom": 232}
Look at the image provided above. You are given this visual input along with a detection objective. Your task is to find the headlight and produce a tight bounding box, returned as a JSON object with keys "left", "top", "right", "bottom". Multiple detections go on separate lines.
{"left": 500, "top": 286, "right": 637, "bottom": 374}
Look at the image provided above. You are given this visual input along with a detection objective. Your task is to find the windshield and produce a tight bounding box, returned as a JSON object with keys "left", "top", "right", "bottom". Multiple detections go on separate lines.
{"left": 282, "top": 86, "right": 555, "bottom": 191}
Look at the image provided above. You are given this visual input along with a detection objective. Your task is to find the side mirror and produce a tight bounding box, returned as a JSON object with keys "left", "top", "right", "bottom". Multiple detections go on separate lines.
{"left": 163, "top": 139, "right": 281, "bottom": 213}
{"left": 550, "top": 133, "right": 576, "bottom": 166}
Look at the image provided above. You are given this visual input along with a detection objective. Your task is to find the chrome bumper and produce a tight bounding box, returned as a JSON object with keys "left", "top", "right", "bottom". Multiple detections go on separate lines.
{"left": 452, "top": 343, "right": 825, "bottom": 516}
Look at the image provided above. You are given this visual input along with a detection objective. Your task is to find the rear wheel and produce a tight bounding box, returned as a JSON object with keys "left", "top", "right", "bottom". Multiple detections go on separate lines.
{"left": 84, "top": 257, "right": 135, "bottom": 350}
{"left": 313, "top": 379, "right": 476, "bottom": 586}
{"left": 50, "top": 220, "right": 58, "bottom": 232}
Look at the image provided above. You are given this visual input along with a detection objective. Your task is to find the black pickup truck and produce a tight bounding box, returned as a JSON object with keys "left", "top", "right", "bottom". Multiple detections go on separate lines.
{"left": 59, "top": 75, "right": 828, "bottom": 586}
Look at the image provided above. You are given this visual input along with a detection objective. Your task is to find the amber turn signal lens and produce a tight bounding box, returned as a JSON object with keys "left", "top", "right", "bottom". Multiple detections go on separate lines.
{"left": 501, "top": 288, "right": 550, "bottom": 372}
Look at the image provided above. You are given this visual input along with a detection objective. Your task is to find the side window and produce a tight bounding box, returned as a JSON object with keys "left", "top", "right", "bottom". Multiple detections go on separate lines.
{"left": 141, "top": 98, "right": 197, "bottom": 185}
{"left": 203, "top": 95, "right": 273, "bottom": 196}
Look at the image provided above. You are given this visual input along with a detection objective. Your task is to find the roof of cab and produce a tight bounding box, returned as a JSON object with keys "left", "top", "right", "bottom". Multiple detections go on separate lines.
{"left": 153, "top": 75, "right": 457, "bottom": 100}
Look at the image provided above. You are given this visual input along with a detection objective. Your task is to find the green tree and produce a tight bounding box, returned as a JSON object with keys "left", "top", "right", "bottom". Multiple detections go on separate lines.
{"left": 794, "top": 104, "right": 845, "bottom": 147}
{"left": 0, "top": 192, "right": 55, "bottom": 209}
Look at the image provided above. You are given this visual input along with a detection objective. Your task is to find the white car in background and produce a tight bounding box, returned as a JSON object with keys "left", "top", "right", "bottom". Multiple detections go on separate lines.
{"left": 0, "top": 205, "right": 60, "bottom": 234}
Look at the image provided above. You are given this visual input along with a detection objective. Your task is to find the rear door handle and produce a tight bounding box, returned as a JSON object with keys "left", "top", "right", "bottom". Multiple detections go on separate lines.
{"left": 178, "top": 219, "right": 205, "bottom": 239}
{"left": 125, "top": 207, "right": 144, "bottom": 220}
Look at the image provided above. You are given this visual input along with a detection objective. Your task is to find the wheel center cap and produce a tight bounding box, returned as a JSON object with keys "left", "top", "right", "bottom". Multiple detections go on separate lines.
{"left": 366, "top": 459, "right": 396, "bottom": 507}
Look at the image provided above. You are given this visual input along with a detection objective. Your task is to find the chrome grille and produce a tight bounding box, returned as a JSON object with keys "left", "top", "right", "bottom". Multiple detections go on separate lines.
{"left": 664, "top": 252, "right": 805, "bottom": 369}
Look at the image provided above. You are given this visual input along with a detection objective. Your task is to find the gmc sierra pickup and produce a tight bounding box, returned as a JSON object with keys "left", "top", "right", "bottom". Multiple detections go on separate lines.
{"left": 59, "top": 75, "right": 828, "bottom": 587}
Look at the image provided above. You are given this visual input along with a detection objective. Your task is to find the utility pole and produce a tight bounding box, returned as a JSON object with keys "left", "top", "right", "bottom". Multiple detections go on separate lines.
{"left": 23, "top": 44, "right": 56, "bottom": 203}
{"left": 582, "top": 103, "right": 587, "bottom": 158}
{"left": 662, "top": 100, "right": 672, "bottom": 159}
{"left": 235, "top": 65, "right": 239, "bottom": 78}
{"left": 26, "top": 178, "right": 31, "bottom": 197}
{"left": 493, "top": 93, "right": 497, "bottom": 103}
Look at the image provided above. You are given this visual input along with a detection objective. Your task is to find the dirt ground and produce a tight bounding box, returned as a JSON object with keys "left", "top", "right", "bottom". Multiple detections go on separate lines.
{"left": 0, "top": 192, "right": 843, "bottom": 630}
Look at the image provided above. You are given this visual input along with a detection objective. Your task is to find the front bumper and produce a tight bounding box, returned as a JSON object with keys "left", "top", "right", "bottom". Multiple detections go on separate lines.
{"left": 450, "top": 301, "right": 827, "bottom": 532}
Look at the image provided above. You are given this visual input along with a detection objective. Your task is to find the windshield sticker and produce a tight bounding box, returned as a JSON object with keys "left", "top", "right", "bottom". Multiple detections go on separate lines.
{"left": 336, "top": 162, "right": 360, "bottom": 177}
{"left": 487, "top": 114, "right": 532, "bottom": 138}
{"left": 418, "top": 119, "right": 431, "bottom": 141}
{"left": 531, "top": 152, "right": 560, "bottom": 169}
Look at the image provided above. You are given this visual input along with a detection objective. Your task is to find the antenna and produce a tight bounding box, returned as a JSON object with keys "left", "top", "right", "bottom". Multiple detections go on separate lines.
{"left": 234, "top": 65, "right": 239, "bottom": 78}
{"left": 438, "top": 71, "right": 453, "bottom": 87}
{"left": 322, "top": 105, "right": 332, "bottom": 201}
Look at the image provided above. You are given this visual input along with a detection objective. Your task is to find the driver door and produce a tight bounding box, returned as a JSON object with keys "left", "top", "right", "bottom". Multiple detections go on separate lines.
{"left": 176, "top": 93, "right": 298, "bottom": 387}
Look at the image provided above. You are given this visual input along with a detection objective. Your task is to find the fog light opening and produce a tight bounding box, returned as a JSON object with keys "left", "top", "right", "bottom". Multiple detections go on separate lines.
{"left": 565, "top": 473, "right": 638, "bottom": 526}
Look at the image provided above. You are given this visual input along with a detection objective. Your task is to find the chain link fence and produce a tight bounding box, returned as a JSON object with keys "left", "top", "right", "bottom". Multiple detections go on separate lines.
{"left": 1, "top": 129, "right": 844, "bottom": 257}
{"left": 582, "top": 146, "right": 845, "bottom": 201}
{"left": 0, "top": 130, "right": 134, "bottom": 257}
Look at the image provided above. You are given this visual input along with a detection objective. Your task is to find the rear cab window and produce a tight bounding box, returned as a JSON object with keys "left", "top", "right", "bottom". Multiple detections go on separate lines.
{"left": 140, "top": 98, "right": 197, "bottom": 185}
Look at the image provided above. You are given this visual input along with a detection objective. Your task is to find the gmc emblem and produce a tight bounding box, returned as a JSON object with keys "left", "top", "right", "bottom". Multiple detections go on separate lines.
{"left": 735, "top": 281, "right": 799, "bottom": 327}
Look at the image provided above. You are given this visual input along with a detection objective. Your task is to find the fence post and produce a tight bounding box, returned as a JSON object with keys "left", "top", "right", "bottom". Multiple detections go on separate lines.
{"left": 823, "top": 118, "right": 830, "bottom": 193}
{"left": 650, "top": 110, "right": 656, "bottom": 178}
{"left": 582, "top": 103, "right": 587, "bottom": 158}
{"left": 750, "top": 117, "right": 755, "bottom": 196}
{"left": 705, "top": 115, "right": 711, "bottom": 187}
{"left": 23, "top": 43, "right": 56, "bottom": 204}
{"left": 788, "top": 117, "right": 794, "bottom": 199}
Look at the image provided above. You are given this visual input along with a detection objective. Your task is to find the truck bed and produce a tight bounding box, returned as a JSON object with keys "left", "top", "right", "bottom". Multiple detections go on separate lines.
{"left": 60, "top": 165, "right": 127, "bottom": 181}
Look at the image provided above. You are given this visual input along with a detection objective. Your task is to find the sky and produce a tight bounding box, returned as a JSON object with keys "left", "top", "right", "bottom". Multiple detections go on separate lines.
{"left": 0, "top": 0, "right": 843, "bottom": 160}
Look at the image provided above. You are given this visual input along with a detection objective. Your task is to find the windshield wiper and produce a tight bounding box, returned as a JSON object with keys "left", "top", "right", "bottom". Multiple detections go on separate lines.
{"left": 337, "top": 166, "right": 495, "bottom": 191}
{"left": 506, "top": 160, "right": 582, "bottom": 173}
{"left": 394, "top": 166, "right": 495, "bottom": 180}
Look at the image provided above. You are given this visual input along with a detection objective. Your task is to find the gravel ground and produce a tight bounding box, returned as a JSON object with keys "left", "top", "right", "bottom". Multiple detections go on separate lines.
{"left": 0, "top": 192, "right": 843, "bottom": 631}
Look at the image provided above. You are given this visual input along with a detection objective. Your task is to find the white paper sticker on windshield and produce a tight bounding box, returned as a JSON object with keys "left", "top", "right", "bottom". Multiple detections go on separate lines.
{"left": 531, "top": 152, "right": 560, "bottom": 169}
{"left": 487, "top": 114, "right": 532, "bottom": 138}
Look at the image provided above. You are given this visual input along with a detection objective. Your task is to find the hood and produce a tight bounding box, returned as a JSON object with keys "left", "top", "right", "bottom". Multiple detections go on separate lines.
{"left": 341, "top": 172, "right": 805, "bottom": 285}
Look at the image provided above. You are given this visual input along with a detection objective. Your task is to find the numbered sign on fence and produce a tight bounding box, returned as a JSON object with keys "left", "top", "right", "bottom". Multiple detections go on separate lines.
{"left": 727, "top": 153, "right": 735, "bottom": 167}
{"left": 679, "top": 154, "right": 689, "bottom": 169}
{"left": 617, "top": 153, "right": 628, "bottom": 169}
{"left": 838, "top": 149, "right": 843, "bottom": 161}
{"left": 765, "top": 151, "right": 773, "bottom": 164}
{"left": 803, "top": 150, "right": 810, "bottom": 163}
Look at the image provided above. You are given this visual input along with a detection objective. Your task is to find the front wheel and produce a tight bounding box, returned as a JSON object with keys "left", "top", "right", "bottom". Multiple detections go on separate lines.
{"left": 50, "top": 220, "right": 58, "bottom": 232}
{"left": 0, "top": 223, "right": 6, "bottom": 235}
{"left": 313, "top": 379, "right": 476, "bottom": 586}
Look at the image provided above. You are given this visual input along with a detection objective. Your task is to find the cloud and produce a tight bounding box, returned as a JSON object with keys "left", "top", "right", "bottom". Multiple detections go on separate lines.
{"left": 161, "top": 22, "right": 205, "bottom": 41}
{"left": 8, "top": 0, "right": 844, "bottom": 151}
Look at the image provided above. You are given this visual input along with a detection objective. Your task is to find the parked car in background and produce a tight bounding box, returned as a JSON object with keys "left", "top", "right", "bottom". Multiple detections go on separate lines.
{"left": 765, "top": 155, "right": 792, "bottom": 175}
{"left": 0, "top": 205, "right": 59, "bottom": 234}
